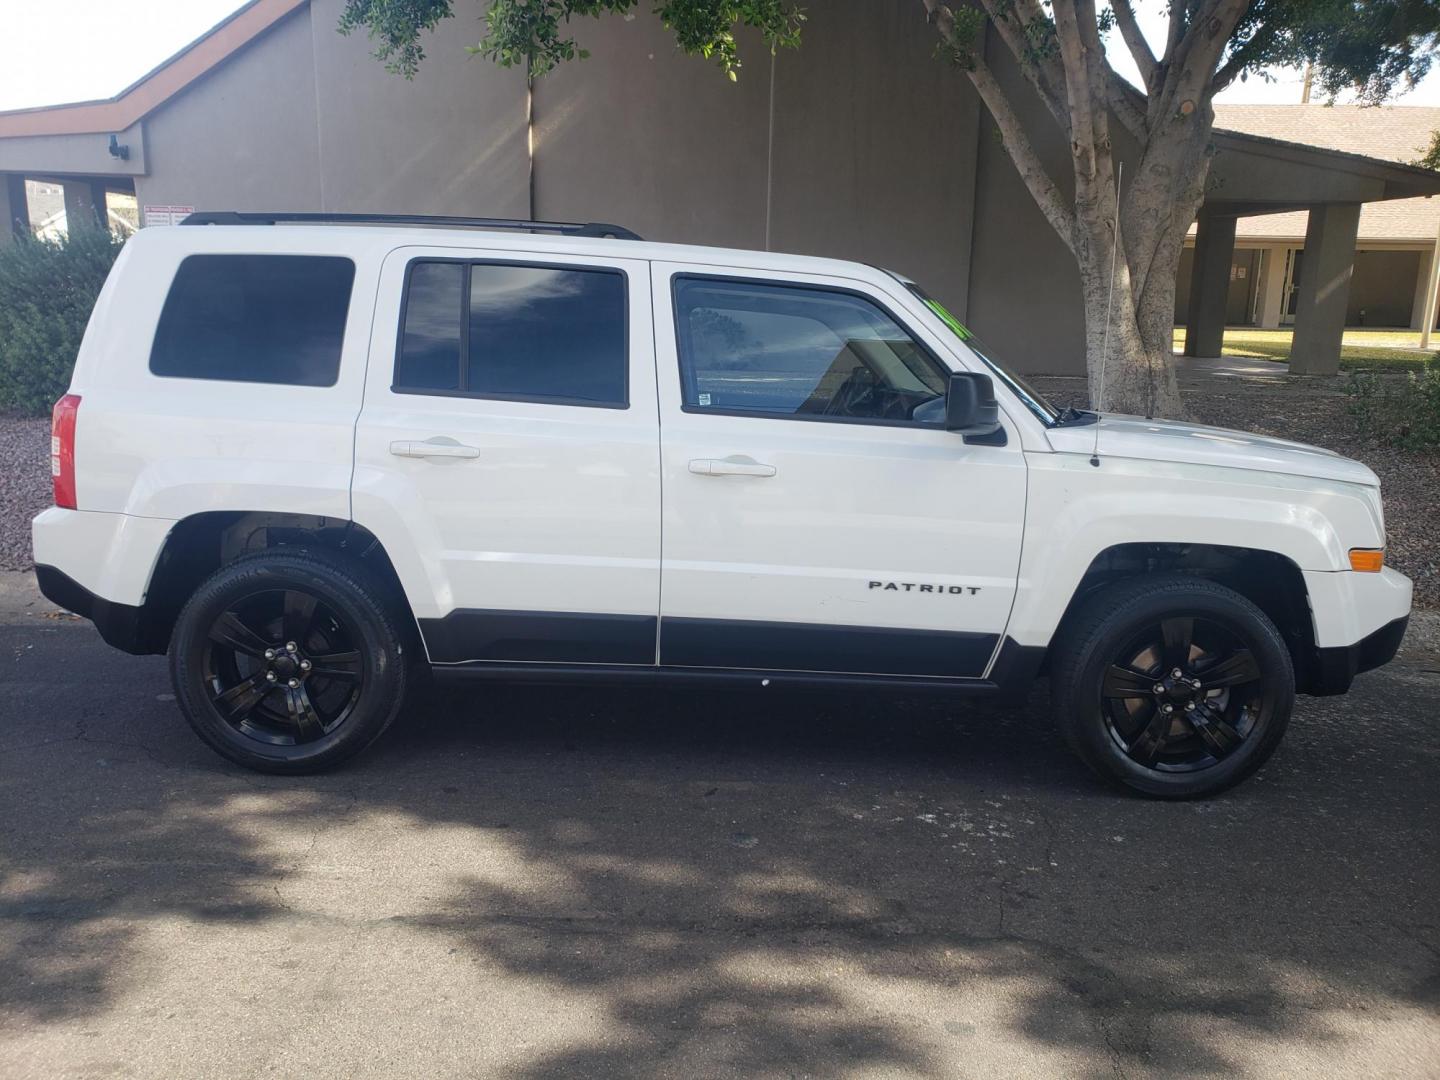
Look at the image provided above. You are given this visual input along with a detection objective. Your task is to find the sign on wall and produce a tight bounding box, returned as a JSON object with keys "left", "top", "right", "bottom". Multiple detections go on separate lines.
{"left": 143, "top": 204, "right": 195, "bottom": 227}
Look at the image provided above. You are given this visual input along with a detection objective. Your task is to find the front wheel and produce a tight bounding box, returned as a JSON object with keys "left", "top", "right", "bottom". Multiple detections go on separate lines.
{"left": 169, "top": 550, "right": 408, "bottom": 773}
{"left": 1051, "top": 576, "right": 1294, "bottom": 799}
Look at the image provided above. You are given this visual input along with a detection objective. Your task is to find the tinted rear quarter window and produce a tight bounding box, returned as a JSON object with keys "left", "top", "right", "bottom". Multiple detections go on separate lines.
{"left": 395, "top": 262, "right": 627, "bottom": 408}
{"left": 150, "top": 254, "right": 355, "bottom": 386}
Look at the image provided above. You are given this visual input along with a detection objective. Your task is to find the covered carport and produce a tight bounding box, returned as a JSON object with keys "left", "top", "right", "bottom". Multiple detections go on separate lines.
{"left": 0, "top": 106, "right": 149, "bottom": 236}
{"left": 1183, "top": 131, "right": 1440, "bottom": 374}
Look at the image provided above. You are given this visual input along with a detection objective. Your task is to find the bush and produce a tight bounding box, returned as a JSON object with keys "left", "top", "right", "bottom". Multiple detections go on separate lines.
{"left": 1347, "top": 367, "right": 1440, "bottom": 450}
{"left": 0, "top": 227, "right": 125, "bottom": 416}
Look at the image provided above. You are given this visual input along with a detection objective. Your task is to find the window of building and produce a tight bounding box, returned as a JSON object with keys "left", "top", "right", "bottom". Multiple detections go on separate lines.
{"left": 672, "top": 277, "right": 948, "bottom": 424}
{"left": 149, "top": 255, "right": 355, "bottom": 386}
{"left": 395, "top": 262, "right": 628, "bottom": 408}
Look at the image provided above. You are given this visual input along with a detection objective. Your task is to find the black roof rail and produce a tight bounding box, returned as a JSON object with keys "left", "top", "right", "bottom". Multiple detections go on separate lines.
{"left": 179, "top": 211, "right": 643, "bottom": 241}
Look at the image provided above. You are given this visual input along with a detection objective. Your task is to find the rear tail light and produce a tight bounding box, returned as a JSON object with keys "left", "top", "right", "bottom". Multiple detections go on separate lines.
{"left": 51, "top": 393, "right": 81, "bottom": 509}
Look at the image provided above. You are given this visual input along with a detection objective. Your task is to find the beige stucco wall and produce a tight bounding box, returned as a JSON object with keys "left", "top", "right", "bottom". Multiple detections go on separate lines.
{"left": 125, "top": 1, "right": 1090, "bottom": 375}
{"left": 136, "top": 7, "right": 323, "bottom": 211}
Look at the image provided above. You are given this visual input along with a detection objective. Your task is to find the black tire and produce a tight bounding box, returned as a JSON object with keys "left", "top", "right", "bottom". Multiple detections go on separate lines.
{"left": 169, "top": 549, "right": 408, "bottom": 774}
{"left": 1051, "top": 575, "right": 1294, "bottom": 799}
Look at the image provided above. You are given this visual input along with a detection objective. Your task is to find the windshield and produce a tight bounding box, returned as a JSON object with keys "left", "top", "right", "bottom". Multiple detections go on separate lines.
{"left": 897, "top": 280, "right": 1060, "bottom": 426}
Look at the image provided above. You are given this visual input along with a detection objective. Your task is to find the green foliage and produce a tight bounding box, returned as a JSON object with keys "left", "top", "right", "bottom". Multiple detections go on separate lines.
{"left": 0, "top": 227, "right": 124, "bottom": 417}
{"left": 338, "top": 0, "right": 455, "bottom": 78}
{"left": 936, "top": 5, "right": 986, "bottom": 70}
{"left": 1347, "top": 363, "right": 1440, "bottom": 450}
{"left": 1226, "top": 1, "right": 1440, "bottom": 103}
{"left": 1418, "top": 129, "right": 1440, "bottom": 170}
{"left": 340, "top": 0, "right": 803, "bottom": 79}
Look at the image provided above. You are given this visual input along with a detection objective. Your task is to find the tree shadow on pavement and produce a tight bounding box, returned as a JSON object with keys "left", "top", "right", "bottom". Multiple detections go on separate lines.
{"left": 2, "top": 623, "right": 1437, "bottom": 1076}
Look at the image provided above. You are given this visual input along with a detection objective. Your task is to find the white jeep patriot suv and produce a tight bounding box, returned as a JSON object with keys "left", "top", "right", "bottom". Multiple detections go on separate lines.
{"left": 32, "top": 212, "right": 1412, "bottom": 797}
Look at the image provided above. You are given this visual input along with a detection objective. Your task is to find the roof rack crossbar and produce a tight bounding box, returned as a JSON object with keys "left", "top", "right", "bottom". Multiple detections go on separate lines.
{"left": 179, "top": 211, "right": 643, "bottom": 241}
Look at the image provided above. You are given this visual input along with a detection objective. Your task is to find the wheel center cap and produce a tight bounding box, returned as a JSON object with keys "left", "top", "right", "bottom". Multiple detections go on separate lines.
{"left": 272, "top": 654, "right": 299, "bottom": 677}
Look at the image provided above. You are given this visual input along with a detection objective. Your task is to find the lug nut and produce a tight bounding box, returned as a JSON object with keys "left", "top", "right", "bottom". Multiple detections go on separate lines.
{"left": 1171, "top": 668, "right": 1183, "bottom": 679}
{"left": 265, "top": 671, "right": 277, "bottom": 683}
{"left": 1153, "top": 683, "right": 1166, "bottom": 694}
{"left": 286, "top": 641, "right": 298, "bottom": 653}
{"left": 264, "top": 648, "right": 276, "bottom": 660}
{"left": 1185, "top": 702, "right": 1195, "bottom": 712}
{"left": 1161, "top": 703, "right": 1174, "bottom": 714}
{"left": 287, "top": 678, "right": 299, "bottom": 689}
{"left": 300, "top": 659, "right": 312, "bottom": 671}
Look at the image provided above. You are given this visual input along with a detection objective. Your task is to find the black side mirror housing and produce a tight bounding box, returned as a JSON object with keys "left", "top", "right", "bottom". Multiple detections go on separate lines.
{"left": 945, "top": 372, "right": 1001, "bottom": 436}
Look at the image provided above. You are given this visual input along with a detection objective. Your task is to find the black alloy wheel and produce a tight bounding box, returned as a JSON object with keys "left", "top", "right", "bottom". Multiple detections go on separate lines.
{"left": 1101, "top": 615, "right": 1266, "bottom": 773}
{"left": 203, "top": 588, "right": 365, "bottom": 746}
{"left": 170, "top": 550, "right": 407, "bottom": 773}
{"left": 1053, "top": 575, "right": 1295, "bottom": 798}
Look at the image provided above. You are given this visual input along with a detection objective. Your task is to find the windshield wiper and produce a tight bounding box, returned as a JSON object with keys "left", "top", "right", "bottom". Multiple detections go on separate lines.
{"left": 1054, "top": 406, "right": 1099, "bottom": 426}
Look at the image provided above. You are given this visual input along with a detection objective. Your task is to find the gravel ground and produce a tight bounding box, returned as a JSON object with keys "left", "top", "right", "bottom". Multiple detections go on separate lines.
{"left": 1, "top": 364, "right": 1434, "bottom": 604}
{"left": 0, "top": 417, "right": 47, "bottom": 572}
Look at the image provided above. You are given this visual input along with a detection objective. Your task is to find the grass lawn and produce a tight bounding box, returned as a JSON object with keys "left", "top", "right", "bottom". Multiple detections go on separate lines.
{"left": 1170, "top": 327, "right": 1439, "bottom": 371}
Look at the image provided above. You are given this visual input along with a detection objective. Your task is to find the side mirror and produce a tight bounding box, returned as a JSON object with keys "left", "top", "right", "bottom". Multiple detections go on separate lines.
{"left": 945, "top": 372, "right": 1001, "bottom": 436}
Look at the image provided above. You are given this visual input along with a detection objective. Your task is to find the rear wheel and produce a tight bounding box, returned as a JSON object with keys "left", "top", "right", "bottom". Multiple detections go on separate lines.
{"left": 169, "top": 550, "right": 407, "bottom": 773}
{"left": 1052, "top": 576, "right": 1294, "bottom": 799}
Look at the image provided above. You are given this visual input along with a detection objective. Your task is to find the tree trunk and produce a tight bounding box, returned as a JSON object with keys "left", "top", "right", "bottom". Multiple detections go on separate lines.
{"left": 1082, "top": 277, "right": 1182, "bottom": 417}
{"left": 1078, "top": 118, "right": 1214, "bottom": 419}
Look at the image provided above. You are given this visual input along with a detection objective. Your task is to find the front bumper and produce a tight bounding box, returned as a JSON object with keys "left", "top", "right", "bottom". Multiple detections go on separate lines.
{"left": 1304, "top": 615, "right": 1410, "bottom": 696}
{"left": 1299, "top": 566, "right": 1412, "bottom": 695}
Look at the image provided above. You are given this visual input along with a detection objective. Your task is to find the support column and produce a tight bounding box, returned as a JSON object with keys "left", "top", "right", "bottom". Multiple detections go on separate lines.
{"left": 62, "top": 179, "right": 109, "bottom": 230}
{"left": 1290, "top": 203, "right": 1361, "bottom": 375}
{"left": 1257, "top": 245, "right": 1288, "bottom": 328}
{"left": 1183, "top": 210, "right": 1237, "bottom": 357}
{"left": 0, "top": 174, "right": 29, "bottom": 244}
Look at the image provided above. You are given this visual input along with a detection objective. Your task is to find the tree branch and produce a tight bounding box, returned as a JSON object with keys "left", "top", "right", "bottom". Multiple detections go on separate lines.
{"left": 1050, "top": 0, "right": 1105, "bottom": 183}
{"left": 1111, "top": 0, "right": 1156, "bottom": 87}
{"left": 975, "top": 0, "right": 1070, "bottom": 136}
{"left": 1213, "top": 24, "right": 1278, "bottom": 93}
{"left": 967, "top": 56, "right": 1077, "bottom": 251}
{"left": 1107, "top": 72, "right": 1148, "bottom": 140}
{"left": 920, "top": 0, "right": 1076, "bottom": 250}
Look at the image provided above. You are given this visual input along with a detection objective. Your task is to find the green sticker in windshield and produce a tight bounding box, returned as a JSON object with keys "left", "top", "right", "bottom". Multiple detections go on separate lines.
{"left": 924, "top": 298, "right": 973, "bottom": 341}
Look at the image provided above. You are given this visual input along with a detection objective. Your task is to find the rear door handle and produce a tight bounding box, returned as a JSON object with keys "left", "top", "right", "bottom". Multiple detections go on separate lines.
{"left": 689, "top": 457, "right": 777, "bottom": 478}
{"left": 389, "top": 439, "right": 481, "bottom": 460}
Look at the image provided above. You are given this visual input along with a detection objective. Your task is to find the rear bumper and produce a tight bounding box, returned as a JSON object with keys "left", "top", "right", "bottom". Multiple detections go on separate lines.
{"left": 35, "top": 564, "right": 151, "bottom": 655}
{"left": 32, "top": 507, "right": 174, "bottom": 655}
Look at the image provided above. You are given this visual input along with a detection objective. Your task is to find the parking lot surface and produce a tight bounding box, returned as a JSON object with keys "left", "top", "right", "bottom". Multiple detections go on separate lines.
{"left": 2, "top": 583, "right": 1437, "bottom": 1078}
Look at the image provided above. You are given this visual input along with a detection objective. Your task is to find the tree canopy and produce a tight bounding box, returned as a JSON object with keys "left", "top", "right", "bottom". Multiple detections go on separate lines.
{"left": 341, "top": 1, "right": 1440, "bottom": 95}
{"left": 339, "top": 0, "right": 1440, "bottom": 415}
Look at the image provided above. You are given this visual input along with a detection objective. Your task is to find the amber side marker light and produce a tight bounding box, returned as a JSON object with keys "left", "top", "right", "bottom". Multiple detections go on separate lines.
{"left": 1349, "top": 549, "right": 1385, "bottom": 572}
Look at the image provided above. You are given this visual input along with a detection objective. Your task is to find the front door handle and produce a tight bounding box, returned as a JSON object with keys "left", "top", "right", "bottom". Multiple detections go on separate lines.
{"left": 689, "top": 457, "right": 777, "bottom": 478}
{"left": 390, "top": 439, "right": 481, "bottom": 460}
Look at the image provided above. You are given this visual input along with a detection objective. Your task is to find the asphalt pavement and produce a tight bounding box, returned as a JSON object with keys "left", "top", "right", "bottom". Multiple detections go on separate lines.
{"left": 1, "top": 574, "right": 1437, "bottom": 1078}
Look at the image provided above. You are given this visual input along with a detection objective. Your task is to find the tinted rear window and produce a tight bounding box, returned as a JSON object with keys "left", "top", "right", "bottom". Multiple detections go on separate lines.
{"left": 394, "top": 261, "right": 627, "bottom": 407}
{"left": 150, "top": 254, "right": 355, "bottom": 386}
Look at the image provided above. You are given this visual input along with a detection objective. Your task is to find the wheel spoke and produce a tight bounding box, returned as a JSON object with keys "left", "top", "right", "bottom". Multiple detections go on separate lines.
{"left": 1127, "top": 706, "right": 1173, "bottom": 766}
{"left": 309, "top": 649, "right": 361, "bottom": 682}
{"left": 283, "top": 590, "right": 318, "bottom": 648}
{"left": 214, "top": 672, "right": 273, "bottom": 721}
{"left": 209, "top": 611, "right": 272, "bottom": 658}
{"left": 1189, "top": 703, "right": 1245, "bottom": 759}
{"left": 1199, "top": 648, "right": 1261, "bottom": 690}
{"left": 1160, "top": 617, "right": 1195, "bottom": 671}
{"left": 1103, "top": 664, "right": 1156, "bottom": 699}
{"left": 284, "top": 684, "right": 326, "bottom": 741}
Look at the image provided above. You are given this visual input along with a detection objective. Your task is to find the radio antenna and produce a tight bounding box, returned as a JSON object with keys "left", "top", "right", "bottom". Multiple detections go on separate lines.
{"left": 1090, "top": 161, "right": 1122, "bottom": 468}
